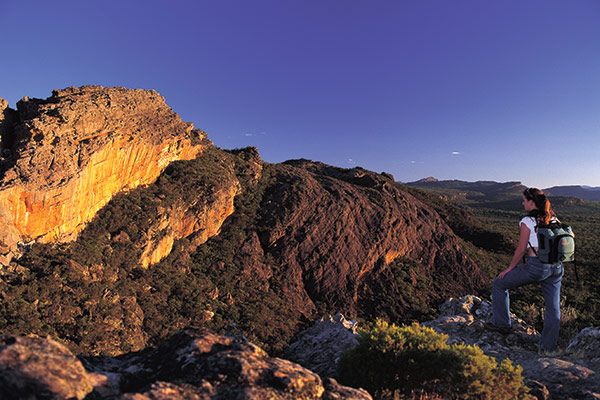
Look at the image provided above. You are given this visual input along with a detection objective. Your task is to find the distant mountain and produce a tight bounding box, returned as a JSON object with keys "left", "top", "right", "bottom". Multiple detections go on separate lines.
{"left": 404, "top": 179, "right": 598, "bottom": 213}
{"left": 404, "top": 178, "right": 526, "bottom": 204}
{"left": 544, "top": 185, "right": 600, "bottom": 201}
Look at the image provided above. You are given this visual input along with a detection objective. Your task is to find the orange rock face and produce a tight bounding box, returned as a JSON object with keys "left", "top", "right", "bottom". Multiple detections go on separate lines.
{"left": 0, "top": 86, "right": 208, "bottom": 264}
{"left": 138, "top": 181, "right": 240, "bottom": 268}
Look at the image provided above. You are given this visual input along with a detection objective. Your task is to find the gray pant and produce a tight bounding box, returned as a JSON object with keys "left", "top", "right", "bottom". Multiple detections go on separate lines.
{"left": 492, "top": 256, "right": 564, "bottom": 351}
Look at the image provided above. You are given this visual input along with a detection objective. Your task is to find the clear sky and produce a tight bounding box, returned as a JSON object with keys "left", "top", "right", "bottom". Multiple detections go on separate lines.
{"left": 1, "top": 0, "right": 599, "bottom": 188}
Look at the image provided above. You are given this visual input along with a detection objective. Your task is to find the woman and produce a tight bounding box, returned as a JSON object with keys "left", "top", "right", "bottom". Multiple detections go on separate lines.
{"left": 487, "top": 187, "right": 564, "bottom": 353}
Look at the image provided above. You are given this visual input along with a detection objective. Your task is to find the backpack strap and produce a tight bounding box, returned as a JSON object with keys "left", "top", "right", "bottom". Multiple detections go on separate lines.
{"left": 528, "top": 217, "right": 539, "bottom": 257}
{"left": 528, "top": 241, "right": 539, "bottom": 257}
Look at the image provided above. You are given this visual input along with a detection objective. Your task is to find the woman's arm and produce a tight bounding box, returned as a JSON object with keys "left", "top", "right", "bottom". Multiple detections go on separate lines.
{"left": 498, "top": 222, "right": 530, "bottom": 279}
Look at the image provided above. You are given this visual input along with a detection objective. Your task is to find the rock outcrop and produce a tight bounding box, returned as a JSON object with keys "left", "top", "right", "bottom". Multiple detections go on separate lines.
{"left": 0, "top": 335, "right": 95, "bottom": 400}
{"left": 567, "top": 327, "right": 600, "bottom": 358}
{"left": 135, "top": 155, "right": 244, "bottom": 268}
{"left": 423, "top": 296, "right": 600, "bottom": 399}
{"left": 1, "top": 86, "right": 492, "bottom": 357}
{"left": 286, "top": 314, "right": 359, "bottom": 377}
{"left": 1, "top": 146, "right": 491, "bottom": 356}
{"left": 0, "top": 329, "right": 372, "bottom": 400}
{"left": 0, "top": 86, "right": 208, "bottom": 265}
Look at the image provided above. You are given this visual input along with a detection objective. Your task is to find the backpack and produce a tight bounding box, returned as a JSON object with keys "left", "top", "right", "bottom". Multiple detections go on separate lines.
{"left": 534, "top": 220, "right": 575, "bottom": 264}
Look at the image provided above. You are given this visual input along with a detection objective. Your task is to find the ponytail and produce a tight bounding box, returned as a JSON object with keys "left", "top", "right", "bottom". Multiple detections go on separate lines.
{"left": 524, "top": 188, "right": 554, "bottom": 224}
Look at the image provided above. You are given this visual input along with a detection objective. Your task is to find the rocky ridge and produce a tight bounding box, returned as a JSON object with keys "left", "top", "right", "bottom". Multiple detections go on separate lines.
{"left": 4, "top": 297, "right": 599, "bottom": 399}
{"left": 1, "top": 86, "right": 491, "bottom": 358}
{"left": 0, "top": 86, "right": 208, "bottom": 265}
{"left": 0, "top": 329, "right": 371, "bottom": 400}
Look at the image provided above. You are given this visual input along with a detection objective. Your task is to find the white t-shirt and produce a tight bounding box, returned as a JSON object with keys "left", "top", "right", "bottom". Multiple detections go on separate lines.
{"left": 520, "top": 216, "right": 538, "bottom": 248}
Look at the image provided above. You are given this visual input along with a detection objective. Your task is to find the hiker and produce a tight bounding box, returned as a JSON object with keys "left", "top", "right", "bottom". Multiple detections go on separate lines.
{"left": 487, "top": 187, "right": 564, "bottom": 353}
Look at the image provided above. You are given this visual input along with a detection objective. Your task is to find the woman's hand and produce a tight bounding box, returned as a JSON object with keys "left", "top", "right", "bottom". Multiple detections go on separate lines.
{"left": 498, "top": 267, "right": 513, "bottom": 279}
{"left": 500, "top": 221, "right": 530, "bottom": 280}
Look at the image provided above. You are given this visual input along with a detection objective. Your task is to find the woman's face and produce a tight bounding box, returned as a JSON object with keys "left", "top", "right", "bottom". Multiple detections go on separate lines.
{"left": 522, "top": 195, "right": 536, "bottom": 212}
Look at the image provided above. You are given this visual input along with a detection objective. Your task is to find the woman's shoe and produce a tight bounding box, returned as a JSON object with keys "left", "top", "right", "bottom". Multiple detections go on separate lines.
{"left": 483, "top": 322, "right": 511, "bottom": 334}
{"left": 538, "top": 348, "right": 562, "bottom": 357}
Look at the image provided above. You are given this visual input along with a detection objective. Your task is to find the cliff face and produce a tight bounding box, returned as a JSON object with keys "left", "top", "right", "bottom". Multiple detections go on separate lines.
{"left": 135, "top": 149, "right": 248, "bottom": 268}
{"left": 0, "top": 86, "right": 207, "bottom": 264}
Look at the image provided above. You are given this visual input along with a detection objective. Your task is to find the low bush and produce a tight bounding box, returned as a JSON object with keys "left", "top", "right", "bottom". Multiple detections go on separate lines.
{"left": 337, "top": 320, "right": 533, "bottom": 400}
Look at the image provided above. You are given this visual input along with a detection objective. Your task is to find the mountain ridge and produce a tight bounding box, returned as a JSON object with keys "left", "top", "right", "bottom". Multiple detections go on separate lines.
{"left": 406, "top": 177, "right": 600, "bottom": 203}
{"left": 2, "top": 85, "right": 599, "bottom": 399}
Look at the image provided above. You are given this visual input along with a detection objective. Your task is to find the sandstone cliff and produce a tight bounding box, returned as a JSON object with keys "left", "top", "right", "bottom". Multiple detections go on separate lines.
{"left": 0, "top": 86, "right": 208, "bottom": 265}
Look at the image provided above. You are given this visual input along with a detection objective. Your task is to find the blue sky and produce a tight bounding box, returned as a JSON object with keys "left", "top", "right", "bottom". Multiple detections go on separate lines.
{"left": 1, "top": 0, "right": 599, "bottom": 188}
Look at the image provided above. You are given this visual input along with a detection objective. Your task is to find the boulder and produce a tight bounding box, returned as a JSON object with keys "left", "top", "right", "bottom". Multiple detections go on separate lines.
{"left": 566, "top": 327, "right": 600, "bottom": 358}
{"left": 286, "top": 313, "right": 359, "bottom": 377}
{"left": 0, "top": 335, "right": 94, "bottom": 399}
{"left": 0, "top": 329, "right": 372, "bottom": 399}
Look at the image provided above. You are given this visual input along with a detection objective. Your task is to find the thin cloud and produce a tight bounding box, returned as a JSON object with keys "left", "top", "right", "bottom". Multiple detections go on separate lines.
{"left": 244, "top": 132, "right": 267, "bottom": 137}
{"left": 451, "top": 151, "right": 461, "bottom": 155}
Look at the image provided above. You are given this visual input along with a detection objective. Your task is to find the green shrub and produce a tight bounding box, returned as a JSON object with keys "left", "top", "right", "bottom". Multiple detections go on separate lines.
{"left": 337, "top": 320, "right": 533, "bottom": 400}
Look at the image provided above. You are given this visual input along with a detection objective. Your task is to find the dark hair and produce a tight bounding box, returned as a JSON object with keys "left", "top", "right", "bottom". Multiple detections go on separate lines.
{"left": 524, "top": 188, "right": 554, "bottom": 224}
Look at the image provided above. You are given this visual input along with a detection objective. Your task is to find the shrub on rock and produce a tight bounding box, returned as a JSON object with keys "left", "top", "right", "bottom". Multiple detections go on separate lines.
{"left": 337, "top": 320, "right": 533, "bottom": 400}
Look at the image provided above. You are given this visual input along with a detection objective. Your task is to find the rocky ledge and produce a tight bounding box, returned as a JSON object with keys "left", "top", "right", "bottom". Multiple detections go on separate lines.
{"left": 3, "top": 296, "right": 599, "bottom": 399}
{"left": 287, "top": 296, "right": 600, "bottom": 400}
{"left": 423, "top": 296, "right": 600, "bottom": 400}
{"left": 0, "top": 328, "right": 371, "bottom": 400}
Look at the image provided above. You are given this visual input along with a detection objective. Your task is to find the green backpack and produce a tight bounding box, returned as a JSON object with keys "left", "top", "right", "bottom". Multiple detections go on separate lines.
{"left": 530, "top": 219, "right": 576, "bottom": 264}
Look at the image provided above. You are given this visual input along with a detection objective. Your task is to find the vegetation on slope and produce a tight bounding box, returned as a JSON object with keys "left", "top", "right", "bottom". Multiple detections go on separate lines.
{"left": 0, "top": 146, "right": 301, "bottom": 355}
